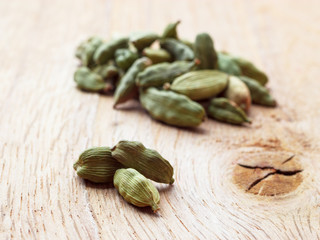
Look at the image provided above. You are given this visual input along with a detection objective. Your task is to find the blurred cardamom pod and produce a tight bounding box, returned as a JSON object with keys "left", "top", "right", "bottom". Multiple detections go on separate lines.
{"left": 75, "top": 36, "right": 103, "bottom": 67}
{"left": 217, "top": 52, "right": 242, "bottom": 75}
{"left": 140, "top": 87, "right": 205, "bottom": 127}
{"left": 114, "top": 168, "right": 160, "bottom": 212}
{"left": 208, "top": 98, "right": 251, "bottom": 125}
{"left": 92, "top": 64, "right": 119, "bottom": 80}
{"left": 73, "top": 147, "right": 123, "bottom": 183}
{"left": 194, "top": 33, "right": 218, "bottom": 69}
{"left": 130, "top": 32, "right": 159, "bottom": 51}
{"left": 111, "top": 140, "right": 174, "bottom": 184}
{"left": 239, "top": 76, "right": 276, "bottom": 107}
{"left": 162, "top": 20, "right": 180, "bottom": 39}
{"left": 168, "top": 70, "right": 228, "bottom": 100}
{"left": 160, "top": 38, "right": 194, "bottom": 61}
{"left": 142, "top": 48, "right": 172, "bottom": 64}
{"left": 115, "top": 48, "right": 139, "bottom": 71}
{"left": 224, "top": 76, "right": 251, "bottom": 112}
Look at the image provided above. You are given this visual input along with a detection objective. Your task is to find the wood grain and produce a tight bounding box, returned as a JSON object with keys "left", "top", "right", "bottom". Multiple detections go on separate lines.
{"left": 1, "top": 0, "right": 320, "bottom": 239}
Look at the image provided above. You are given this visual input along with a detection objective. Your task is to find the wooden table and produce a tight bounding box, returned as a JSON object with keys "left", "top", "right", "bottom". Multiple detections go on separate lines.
{"left": 1, "top": 0, "right": 320, "bottom": 239}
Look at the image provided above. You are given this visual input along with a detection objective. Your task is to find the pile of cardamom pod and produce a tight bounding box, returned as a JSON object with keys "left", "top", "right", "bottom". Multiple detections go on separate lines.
{"left": 73, "top": 141, "right": 174, "bottom": 212}
{"left": 74, "top": 21, "right": 276, "bottom": 127}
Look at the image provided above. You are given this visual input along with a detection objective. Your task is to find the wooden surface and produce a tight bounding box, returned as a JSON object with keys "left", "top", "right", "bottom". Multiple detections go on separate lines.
{"left": 1, "top": 0, "right": 320, "bottom": 239}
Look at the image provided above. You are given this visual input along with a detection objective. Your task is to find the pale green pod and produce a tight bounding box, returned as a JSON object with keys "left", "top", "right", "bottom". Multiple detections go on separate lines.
{"left": 239, "top": 76, "right": 276, "bottom": 107}
{"left": 130, "top": 32, "right": 159, "bottom": 51}
{"left": 169, "top": 70, "right": 228, "bottom": 100}
{"left": 160, "top": 38, "right": 194, "bottom": 61}
{"left": 162, "top": 20, "right": 180, "bottom": 39}
{"left": 75, "top": 37, "right": 103, "bottom": 67}
{"left": 92, "top": 64, "right": 119, "bottom": 79}
{"left": 93, "top": 37, "right": 129, "bottom": 65}
{"left": 113, "top": 57, "right": 152, "bottom": 107}
{"left": 142, "top": 48, "right": 172, "bottom": 64}
{"left": 194, "top": 33, "right": 218, "bottom": 69}
{"left": 217, "top": 52, "right": 242, "bottom": 75}
{"left": 73, "top": 147, "right": 123, "bottom": 183}
{"left": 224, "top": 76, "right": 251, "bottom": 112}
{"left": 136, "top": 60, "right": 198, "bottom": 88}
{"left": 111, "top": 140, "right": 174, "bottom": 184}
{"left": 208, "top": 98, "right": 251, "bottom": 125}
{"left": 74, "top": 67, "right": 112, "bottom": 93}
{"left": 180, "top": 39, "right": 193, "bottom": 50}
{"left": 230, "top": 56, "right": 268, "bottom": 86}
{"left": 114, "top": 168, "right": 160, "bottom": 212}
{"left": 115, "top": 48, "right": 139, "bottom": 70}
{"left": 140, "top": 87, "right": 205, "bottom": 127}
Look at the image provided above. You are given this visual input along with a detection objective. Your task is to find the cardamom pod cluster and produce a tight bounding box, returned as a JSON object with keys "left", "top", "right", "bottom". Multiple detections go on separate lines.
{"left": 73, "top": 141, "right": 175, "bottom": 212}
{"left": 74, "top": 20, "right": 276, "bottom": 127}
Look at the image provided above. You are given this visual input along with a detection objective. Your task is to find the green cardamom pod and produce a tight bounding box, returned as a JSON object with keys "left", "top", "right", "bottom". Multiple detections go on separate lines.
{"left": 142, "top": 48, "right": 172, "bottom": 64}
{"left": 239, "top": 76, "right": 276, "bottom": 107}
{"left": 115, "top": 48, "right": 139, "bottom": 70}
{"left": 208, "top": 98, "right": 251, "bottom": 125}
{"left": 230, "top": 55, "right": 268, "bottom": 86}
{"left": 217, "top": 52, "right": 242, "bottom": 75}
{"left": 111, "top": 140, "right": 174, "bottom": 184}
{"left": 75, "top": 37, "right": 103, "bottom": 67}
{"left": 194, "top": 33, "right": 218, "bottom": 69}
{"left": 73, "top": 147, "right": 123, "bottom": 183}
{"left": 162, "top": 20, "right": 180, "bottom": 39}
{"left": 140, "top": 87, "right": 205, "bottom": 127}
{"left": 168, "top": 70, "right": 228, "bottom": 100}
{"left": 113, "top": 57, "right": 152, "bottom": 107}
{"left": 114, "top": 168, "right": 160, "bottom": 212}
{"left": 160, "top": 38, "right": 194, "bottom": 61}
{"left": 93, "top": 37, "right": 129, "bottom": 65}
{"left": 130, "top": 32, "right": 159, "bottom": 51}
{"left": 180, "top": 39, "right": 193, "bottom": 50}
{"left": 92, "top": 64, "right": 119, "bottom": 80}
{"left": 224, "top": 76, "right": 251, "bottom": 112}
{"left": 136, "top": 60, "right": 198, "bottom": 88}
{"left": 74, "top": 67, "right": 112, "bottom": 93}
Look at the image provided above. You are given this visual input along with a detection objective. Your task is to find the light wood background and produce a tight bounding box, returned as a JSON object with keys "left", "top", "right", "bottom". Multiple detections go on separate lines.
{"left": 1, "top": 0, "right": 320, "bottom": 239}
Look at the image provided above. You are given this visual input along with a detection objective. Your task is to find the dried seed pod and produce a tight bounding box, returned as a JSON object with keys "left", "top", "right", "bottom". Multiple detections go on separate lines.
{"left": 74, "top": 67, "right": 112, "bottom": 93}
{"left": 92, "top": 64, "right": 119, "bottom": 79}
{"left": 224, "top": 76, "right": 251, "bottom": 112}
{"left": 114, "top": 168, "right": 160, "bottom": 212}
{"left": 75, "top": 37, "right": 103, "bottom": 67}
{"left": 239, "top": 76, "right": 277, "bottom": 107}
{"left": 162, "top": 20, "right": 180, "bottom": 39}
{"left": 160, "top": 38, "right": 194, "bottom": 61}
{"left": 112, "top": 140, "right": 174, "bottom": 184}
{"left": 180, "top": 39, "right": 193, "bottom": 50}
{"left": 217, "top": 52, "right": 242, "bottom": 75}
{"left": 115, "top": 48, "right": 139, "bottom": 71}
{"left": 93, "top": 37, "right": 129, "bottom": 65}
{"left": 142, "top": 48, "right": 172, "bottom": 64}
{"left": 73, "top": 147, "right": 123, "bottom": 183}
{"left": 113, "top": 57, "right": 152, "bottom": 107}
{"left": 231, "top": 56, "right": 268, "bottom": 86}
{"left": 169, "top": 70, "right": 228, "bottom": 100}
{"left": 136, "top": 60, "right": 198, "bottom": 88}
{"left": 194, "top": 33, "right": 218, "bottom": 69}
{"left": 130, "top": 32, "right": 159, "bottom": 51}
{"left": 140, "top": 87, "right": 205, "bottom": 127}
{"left": 208, "top": 98, "right": 251, "bottom": 125}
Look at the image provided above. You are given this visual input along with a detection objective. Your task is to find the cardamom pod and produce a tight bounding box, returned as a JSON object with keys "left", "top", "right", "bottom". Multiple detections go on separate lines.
{"left": 168, "top": 70, "right": 228, "bottom": 100}
{"left": 231, "top": 56, "right": 268, "bottom": 86}
{"left": 111, "top": 140, "right": 174, "bottom": 184}
{"left": 92, "top": 64, "right": 119, "bottom": 80}
{"left": 130, "top": 32, "right": 159, "bottom": 51}
{"left": 75, "top": 37, "right": 103, "bottom": 67}
{"left": 224, "top": 76, "right": 251, "bottom": 112}
{"left": 113, "top": 57, "right": 151, "bottom": 107}
{"left": 74, "top": 67, "right": 112, "bottom": 93}
{"left": 73, "top": 147, "right": 123, "bottom": 183}
{"left": 180, "top": 39, "right": 193, "bottom": 50}
{"left": 142, "top": 48, "right": 172, "bottom": 64}
{"left": 115, "top": 48, "right": 139, "bottom": 71}
{"left": 239, "top": 76, "right": 276, "bottom": 107}
{"left": 140, "top": 87, "right": 205, "bottom": 127}
{"left": 93, "top": 37, "right": 129, "bottom": 65}
{"left": 162, "top": 20, "right": 180, "bottom": 39}
{"left": 160, "top": 38, "right": 194, "bottom": 61}
{"left": 114, "top": 168, "right": 160, "bottom": 212}
{"left": 217, "top": 52, "right": 242, "bottom": 75}
{"left": 208, "top": 98, "right": 251, "bottom": 125}
{"left": 136, "top": 60, "right": 198, "bottom": 88}
{"left": 194, "top": 33, "right": 218, "bottom": 69}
